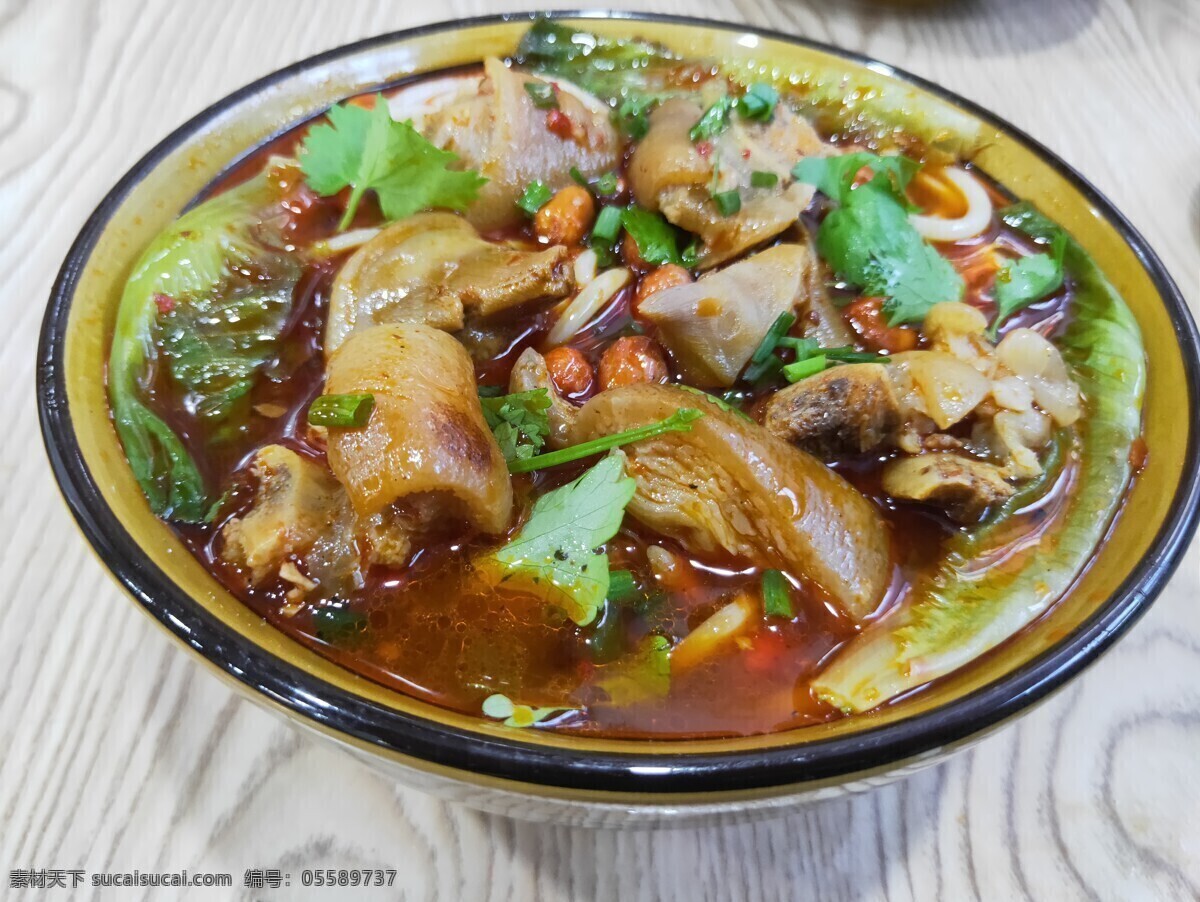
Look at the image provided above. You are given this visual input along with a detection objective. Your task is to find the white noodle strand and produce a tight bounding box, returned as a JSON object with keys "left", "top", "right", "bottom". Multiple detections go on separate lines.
{"left": 909, "top": 167, "right": 993, "bottom": 242}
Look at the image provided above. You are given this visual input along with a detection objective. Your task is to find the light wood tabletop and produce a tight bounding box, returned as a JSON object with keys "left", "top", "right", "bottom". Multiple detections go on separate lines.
{"left": 3, "top": 0, "right": 1198, "bottom": 899}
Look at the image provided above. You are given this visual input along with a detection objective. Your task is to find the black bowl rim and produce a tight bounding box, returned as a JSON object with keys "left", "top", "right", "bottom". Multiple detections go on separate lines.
{"left": 36, "top": 10, "right": 1200, "bottom": 796}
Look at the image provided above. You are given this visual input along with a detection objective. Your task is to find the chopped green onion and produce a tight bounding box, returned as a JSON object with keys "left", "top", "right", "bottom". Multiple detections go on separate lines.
{"left": 508, "top": 409, "right": 705, "bottom": 473}
{"left": 313, "top": 606, "right": 368, "bottom": 645}
{"left": 777, "top": 336, "right": 820, "bottom": 360}
{"left": 712, "top": 189, "right": 741, "bottom": 217}
{"left": 738, "top": 83, "right": 780, "bottom": 121}
{"left": 742, "top": 311, "right": 797, "bottom": 383}
{"left": 750, "top": 170, "right": 779, "bottom": 189}
{"left": 823, "top": 347, "right": 888, "bottom": 364}
{"left": 782, "top": 356, "right": 828, "bottom": 382}
{"left": 777, "top": 338, "right": 888, "bottom": 365}
{"left": 569, "top": 166, "right": 589, "bottom": 188}
{"left": 307, "top": 392, "right": 375, "bottom": 428}
{"left": 751, "top": 356, "right": 785, "bottom": 387}
{"left": 592, "top": 205, "right": 623, "bottom": 242}
{"left": 524, "top": 81, "right": 558, "bottom": 109}
{"left": 606, "top": 570, "right": 640, "bottom": 604}
{"left": 680, "top": 239, "right": 700, "bottom": 268}
{"left": 761, "top": 570, "right": 793, "bottom": 618}
{"left": 689, "top": 96, "right": 735, "bottom": 142}
{"left": 594, "top": 171, "right": 620, "bottom": 195}
{"left": 517, "top": 180, "right": 553, "bottom": 216}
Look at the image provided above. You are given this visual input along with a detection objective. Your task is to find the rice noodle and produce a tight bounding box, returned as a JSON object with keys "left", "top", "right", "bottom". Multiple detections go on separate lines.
{"left": 909, "top": 167, "right": 993, "bottom": 242}
{"left": 545, "top": 268, "right": 631, "bottom": 346}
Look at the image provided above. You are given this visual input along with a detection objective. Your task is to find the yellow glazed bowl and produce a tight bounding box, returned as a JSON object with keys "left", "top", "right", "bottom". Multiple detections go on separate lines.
{"left": 37, "top": 13, "right": 1200, "bottom": 825}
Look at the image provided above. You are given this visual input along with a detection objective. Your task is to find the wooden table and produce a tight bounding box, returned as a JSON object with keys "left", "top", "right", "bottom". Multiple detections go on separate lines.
{"left": 3, "top": 1, "right": 1197, "bottom": 898}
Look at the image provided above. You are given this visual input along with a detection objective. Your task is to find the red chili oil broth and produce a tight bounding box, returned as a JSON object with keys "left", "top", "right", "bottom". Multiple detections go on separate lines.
{"left": 159, "top": 68, "right": 1082, "bottom": 739}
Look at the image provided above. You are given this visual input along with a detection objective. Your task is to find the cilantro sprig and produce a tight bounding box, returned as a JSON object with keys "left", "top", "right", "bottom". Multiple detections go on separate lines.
{"left": 989, "top": 234, "right": 1067, "bottom": 339}
{"left": 300, "top": 94, "right": 488, "bottom": 231}
{"left": 478, "top": 454, "right": 636, "bottom": 626}
{"left": 480, "top": 389, "right": 551, "bottom": 464}
{"left": 797, "top": 154, "right": 963, "bottom": 325}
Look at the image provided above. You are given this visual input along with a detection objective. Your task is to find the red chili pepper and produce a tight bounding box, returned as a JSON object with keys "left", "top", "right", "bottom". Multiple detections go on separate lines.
{"left": 153, "top": 293, "right": 175, "bottom": 315}
{"left": 545, "top": 108, "right": 573, "bottom": 139}
{"left": 695, "top": 140, "right": 713, "bottom": 158}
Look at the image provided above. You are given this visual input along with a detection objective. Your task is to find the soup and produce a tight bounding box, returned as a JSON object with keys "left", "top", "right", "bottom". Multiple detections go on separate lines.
{"left": 105, "top": 22, "right": 1144, "bottom": 737}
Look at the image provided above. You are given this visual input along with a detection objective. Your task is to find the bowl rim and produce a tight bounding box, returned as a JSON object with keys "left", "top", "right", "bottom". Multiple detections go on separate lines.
{"left": 36, "top": 9, "right": 1200, "bottom": 795}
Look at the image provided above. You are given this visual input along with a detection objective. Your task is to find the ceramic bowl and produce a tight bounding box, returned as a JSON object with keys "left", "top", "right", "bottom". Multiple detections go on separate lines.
{"left": 37, "top": 12, "right": 1200, "bottom": 825}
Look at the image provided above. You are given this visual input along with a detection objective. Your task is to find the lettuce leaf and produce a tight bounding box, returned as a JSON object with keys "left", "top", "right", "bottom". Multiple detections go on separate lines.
{"left": 107, "top": 170, "right": 297, "bottom": 521}
{"left": 812, "top": 201, "right": 1146, "bottom": 712}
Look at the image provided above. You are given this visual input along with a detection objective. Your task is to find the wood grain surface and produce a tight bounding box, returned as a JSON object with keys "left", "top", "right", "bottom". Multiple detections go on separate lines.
{"left": 2, "top": 0, "right": 1198, "bottom": 899}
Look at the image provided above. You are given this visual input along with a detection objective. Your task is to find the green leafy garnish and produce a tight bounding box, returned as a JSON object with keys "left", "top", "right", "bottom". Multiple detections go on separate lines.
{"left": 680, "top": 239, "right": 700, "bottom": 268}
{"left": 816, "top": 175, "right": 964, "bottom": 325}
{"left": 482, "top": 693, "right": 579, "bottom": 728}
{"left": 480, "top": 389, "right": 552, "bottom": 464}
{"left": 738, "top": 83, "right": 780, "bottom": 121}
{"left": 620, "top": 206, "right": 684, "bottom": 266}
{"left": 107, "top": 171, "right": 299, "bottom": 522}
{"left": 507, "top": 408, "right": 704, "bottom": 474}
{"left": 794, "top": 152, "right": 920, "bottom": 206}
{"left": 313, "top": 606, "right": 368, "bottom": 646}
{"left": 676, "top": 385, "right": 754, "bottom": 421}
{"left": 616, "top": 96, "right": 655, "bottom": 139}
{"left": 689, "top": 96, "right": 735, "bottom": 142}
{"left": 523, "top": 80, "right": 558, "bottom": 109}
{"left": 595, "top": 635, "right": 672, "bottom": 706}
{"left": 308, "top": 392, "right": 375, "bottom": 428}
{"left": 606, "top": 570, "right": 639, "bottom": 604}
{"left": 299, "top": 94, "right": 487, "bottom": 231}
{"left": 711, "top": 189, "right": 742, "bottom": 217}
{"left": 750, "top": 170, "right": 779, "bottom": 189}
{"left": 478, "top": 455, "right": 636, "bottom": 626}
{"left": 761, "top": 570, "right": 793, "bottom": 618}
{"left": 517, "top": 180, "right": 553, "bottom": 216}
{"left": 988, "top": 234, "right": 1067, "bottom": 339}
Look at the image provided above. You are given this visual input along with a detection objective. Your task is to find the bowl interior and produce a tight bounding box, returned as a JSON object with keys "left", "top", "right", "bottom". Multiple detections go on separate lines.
{"left": 42, "top": 14, "right": 1198, "bottom": 790}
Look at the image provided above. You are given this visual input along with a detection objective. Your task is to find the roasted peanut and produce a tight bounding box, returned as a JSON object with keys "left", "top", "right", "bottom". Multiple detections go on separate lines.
{"left": 636, "top": 264, "right": 693, "bottom": 305}
{"left": 544, "top": 346, "right": 594, "bottom": 397}
{"left": 533, "top": 186, "right": 594, "bottom": 246}
{"left": 598, "top": 336, "right": 670, "bottom": 390}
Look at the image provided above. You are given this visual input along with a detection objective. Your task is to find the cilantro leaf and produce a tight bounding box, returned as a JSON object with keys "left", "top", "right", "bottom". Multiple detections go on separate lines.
{"left": 480, "top": 389, "right": 551, "bottom": 463}
{"left": 478, "top": 455, "right": 636, "bottom": 626}
{"left": 816, "top": 175, "right": 963, "bottom": 325}
{"left": 595, "top": 635, "right": 671, "bottom": 706}
{"left": 300, "top": 94, "right": 487, "bottom": 230}
{"left": 794, "top": 152, "right": 920, "bottom": 206}
{"left": 621, "top": 206, "right": 683, "bottom": 265}
{"left": 989, "top": 234, "right": 1067, "bottom": 339}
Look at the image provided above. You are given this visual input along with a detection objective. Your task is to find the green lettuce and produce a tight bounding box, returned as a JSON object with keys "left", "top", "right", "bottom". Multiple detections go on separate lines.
{"left": 812, "top": 201, "right": 1146, "bottom": 712}
{"left": 107, "top": 170, "right": 300, "bottom": 521}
